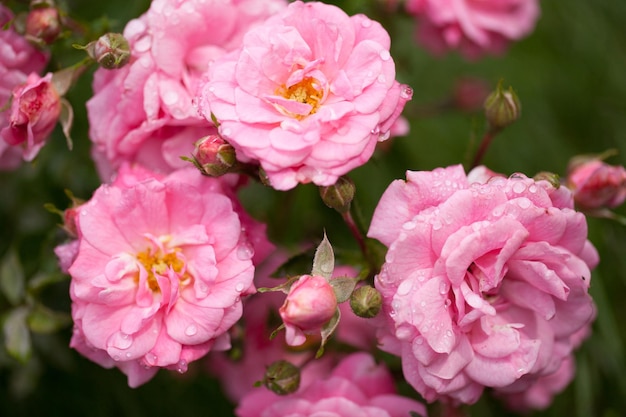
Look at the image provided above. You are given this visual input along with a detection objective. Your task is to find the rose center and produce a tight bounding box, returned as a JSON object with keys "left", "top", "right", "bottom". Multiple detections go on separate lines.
{"left": 136, "top": 248, "right": 184, "bottom": 292}
{"left": 276, "top": 77, "right": 324, "bottom": 116}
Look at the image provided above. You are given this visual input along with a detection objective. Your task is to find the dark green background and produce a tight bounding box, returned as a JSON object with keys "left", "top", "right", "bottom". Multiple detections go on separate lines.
{"left": 1, "top": 0, "right": 625, "bottom": 416}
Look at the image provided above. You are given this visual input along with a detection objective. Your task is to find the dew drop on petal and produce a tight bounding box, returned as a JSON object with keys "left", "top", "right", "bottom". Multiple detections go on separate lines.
{"left": 415, "top": 336, "right": 424, "bottom": 345}
{"left": 431, "top": 219, "right": 442, "bottom": 231}
{"left": 235, "top": 282, "right": 245, "bottom": 292}
{"left": 512, "top": 182, "right": 526, "bottom": 194}
{"left": 361, "top": 18, "right": 372, "bottom": 28}
{"left": 377, "top": 74, "right": 386, "bottom": 83}
{"left": 439, "top": 281, "right": 449, "bottom": 295}
{"left": 125, "top": 352, "right": 132, "bottom": 358}
{"left": 379, "top": 50, "right": 391, "bottom": 61}
{"left": 402, "top": 221, "right": 416, "bottom": 231}
{"left": 145, "top": 352, "right": 158, "bottom": 365}
{"left": 236, "top": 243, "right": 254, "bottom": 260}
{"left": 492, "top": 206, "right": 504, "bottom": 217}
{"left": 177, "top": 360, "right": 188, "bottom": 374}
{"left": 397, "top": 280, "right": 413, "bottom": 296}
{"left": 163, "top": 91, "right": 178, "bottom": 105}
{"left": 528, "top": 184, "right": 537, "bottom": 193}
{"left": 185, "top": 324, "right": 198, "bottom": 336}
{"left": 517, "top": 198, "right": 531, "bottom": 209}
{"left": 400, "top": 84, "right": 413, "bottom": 100}
{"left": 221, "top": 127, "right": 231, "bottom": 138}
{"left": 444, "top": 299, "right": 452, "bottom": 308}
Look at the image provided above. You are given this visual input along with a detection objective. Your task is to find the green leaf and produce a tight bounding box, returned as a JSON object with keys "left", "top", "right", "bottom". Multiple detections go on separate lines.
{"left": 0, "top": 250, "right": 25, "bottom": 306}
{"left": 329, "top": 276, "right": 358, "bottom": 303}
{"left": 3, "top": 307, "right": 32, "bottom": 363}
{"left": 316, "top": 308, "right": 340, "bottom": 359}
{"left": 311, "top": 232, "right": 334, "bottom": 280}
{"left": 27, "top": 304, "right": 71, "bottom": 334}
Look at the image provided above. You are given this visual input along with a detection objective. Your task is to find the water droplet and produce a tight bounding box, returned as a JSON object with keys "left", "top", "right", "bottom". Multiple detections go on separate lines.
{"left": 185, "top": 324, "right": 198, "bottom": 336}
{"left": 145, "top": 352, "right": 158, "bottom": 365}
{"left": 528, "top": 184, "right": 537, "bottom": 193}
{"left": 379, "top": 50, "right": 391, "bottom": 61}
{"left": 395, "top": 324, "right": 414, "bottom": 340}
{"left": 163, "top": 91, "right": 178, "bottom": 105}
{"left": 445, "top": 330, "right": 453, "bottom": 338}
{"left": 370, "top": 126, "right": 380, "bottom": 135}
{"left": 415, "top": 336, "right": 424, "bottom": 345}
{"left": 377, "top": 74, "right": 386, "bottom": 83}
{"left": 177, "top": 360, "right": 188, "bottom": 374}
{"left": 431, "top": 219, "right": 442, "bottom": 231}
{"left": 492, "top": 206, "right": 504, "bottom": 217}
{"left": 517, "top": 198, "right": 531, "bottom": 209}
{"left": 125, "top": 352, "right": 132, "bottom": 358}
{"left": 236, "top": 243, "right": 254, "bottom": 260}
{"left": 516, "top": 367, "right": 527, "bottom": 376}
{"left": 439, "top": 281, "right": 449, "bottom": 295}
{"left": 402, "top": 221, "right": 416, "bottom": 231}
{"left": 397, "top": 280, "right": 413, "bottom": 296}
{"left": 134, "top": 35, "right": 152, "bottom": 53}
{"left": 112, "top": 355, "right": 120, "bottom": 361}
{"left": 419, "top": 301, "right": 426, "bottom": 307}
{"left": 361, "top": 18, "right": 372, "bottom": 28}
{"left": 111, "top": 332, "right": 132, "bottom": 349}
{"left": 221, "top": 127, "right": 231, "bottom": 138}
{"left": 378, "top": 130, "right": 391, "bottom": 141}
{"left": 512, "top": 182, "right": 526, "bottom": 194}
{"left": 400, "top": 84, "right": 413, "bottom": 100}
{"left": 444, "top": 299, "right": 452, "bottom": 308}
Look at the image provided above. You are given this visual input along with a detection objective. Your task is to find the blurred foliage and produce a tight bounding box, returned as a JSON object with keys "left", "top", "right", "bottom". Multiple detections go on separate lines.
{"left": 1, "top": 0, "right": 626, "bottom": 416}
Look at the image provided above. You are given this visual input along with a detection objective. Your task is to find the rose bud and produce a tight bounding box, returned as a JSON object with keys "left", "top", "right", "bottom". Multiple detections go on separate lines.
{"left": 319, "top": 176, "right": 355, "bottom": 214}
{"left": 567, "top": 158, "right": 626, "bottom": 210}
{"left": 279, "top": 274, "right": 338, "bottom": 347}
{"left": 349, "top": 285, "right": 382, "bottom": 318}
{"left": 84, "top": 33, "right": 130, "bottom": 69}
{"left": 192, "top": 134, "right": 236, "bottom": 177}
{"left": 25, "top": 7, "right": 61, "bottom": 45}
{"left": 484, "top": 81, "right": 521, "bottom": 129}
{"left": 262, "top": 360, "right": 301, "bottom": 396}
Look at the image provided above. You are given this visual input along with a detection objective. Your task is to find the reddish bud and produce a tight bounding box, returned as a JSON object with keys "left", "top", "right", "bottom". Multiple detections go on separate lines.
{"left": 452, "top": 77, "right": 491, "bottom": 113}
{"left": 567, "top": 158, "right": 626, "bottom": 210}
{"left": 25, "top": 7, "right": 61, "bottom": 45}
{"left": 192, "top": 134, "right": 236, "bottom": 176}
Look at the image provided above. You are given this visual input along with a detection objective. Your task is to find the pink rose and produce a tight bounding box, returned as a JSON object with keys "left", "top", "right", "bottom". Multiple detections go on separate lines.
{"left": 1, "top": 72, "right": 61, "bottom": 161}
{"left": 567, "top": 159, "right": 626, "bottom": 210}
{"left": 197, "top": 1, "right": 412, "bottom": 190}
{"left": 86, "top": 0, "right": 286, "bottom": 180}
{"left": 66, "top": 165, "right": 262, "bottom": 387}
{"left": 368, "top": 165, "right": 597, "bottom": 405}
{"left": 236, "top": 352, "right": 427, "bottom": 417}
{"left": 406, "top": 0, "right": 540, "bottom": 59}
{"left": 0, "top": 4, "right": 49, "bottom": 169}
{"left": 279, "top": 274, "right": 338, "bottom": 346}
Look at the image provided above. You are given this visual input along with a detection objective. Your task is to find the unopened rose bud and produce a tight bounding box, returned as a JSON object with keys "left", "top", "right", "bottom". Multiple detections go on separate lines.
{"left": 567, "top": 158, "right": 626, "bottom": 210}
{"left": 263, "top": 360, "right": 301, "bottom": 395}
{"left": 319, "top": 176, "right": 355, "bottom": 214}
{"left": 279, "top": 274, "right": 338, "bottom": 346}
{"left": 25, "top": 7, "right": 61, "bottom": 45}
{"left": 192, "top": 134, "right": 236, "bottom": 176}
{"left": 349, "top": 285, "right": 382, "bottom": 318}
{"left": 533, "top": 171, "right": 561, "bottom": 189}
{"left": 84, "top": 33, "right": 130, "bottom": 69}
{"left": 484, "top": 81, "right": 521, "bottom": 129}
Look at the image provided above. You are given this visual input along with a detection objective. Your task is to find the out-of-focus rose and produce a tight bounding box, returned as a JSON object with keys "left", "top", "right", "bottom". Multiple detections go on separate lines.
{"left": 0, "top": 4, "right": 49, "bottom": 169}
{"left": 86, "top": 0, "right": 286, "bottom": 180}
{"left": 567, "top": 158, "right": 626, "bottom": 210}
{"left": 197, "top": 1, "right": 412, "bottom": 190}
{"left": 236, "top": 352, "right": 428, "bottom": 417}
{"left": 64, "top": 165, "right": 267, "bottom": 387}
{"left": 25, "top": 7, "right": 62, "bottom": 45}
{"left": 406, "top": 0, "right": 540, "bottom": 59}
{"left": 1, "top": 72, "right": 61, "bottom": 161}
{"left": 279, "top": 274, "right": 338, "bottom": 346}
{"left": 368, "top": 165, "right": 597, "bottom": 405}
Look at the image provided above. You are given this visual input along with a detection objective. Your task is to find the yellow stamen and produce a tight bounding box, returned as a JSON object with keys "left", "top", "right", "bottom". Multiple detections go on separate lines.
{"left": 276, "top": 77, "right": 324, "bottom": 118}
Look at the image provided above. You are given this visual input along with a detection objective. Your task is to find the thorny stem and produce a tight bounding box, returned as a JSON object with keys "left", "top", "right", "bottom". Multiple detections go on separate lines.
{"left": 342, "top": 209, "right": 367, "bottom": 257}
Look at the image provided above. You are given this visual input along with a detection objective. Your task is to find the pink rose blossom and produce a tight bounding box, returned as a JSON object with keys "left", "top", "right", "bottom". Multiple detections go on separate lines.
{"left": 1, "top": 72, "right": 61, "bottom": 161}
{"left": 0, "top": 4, "right": 49, "bottom": 169}
{"left": 406, "top": 0, "right": 540, "bottom": 59}
{"left": 280, "top": 274, "right": 338, "bottom": 346}
{"left": 86, "top": 0, "right": 286, "bottom": 180}
{"left": 368, "top": 165, "right": 597, "bottom": 405}
{"left": 236, "top": 352, "right": 427, "bottom": 417}
{"left": 197, "top": 1, "right": 412, "bottom": 190}
{"left": 65, "top": 165, "right": 264, "bottom": 387}
{"left": 567, "top": 159, "right": 626, "bottom": 210}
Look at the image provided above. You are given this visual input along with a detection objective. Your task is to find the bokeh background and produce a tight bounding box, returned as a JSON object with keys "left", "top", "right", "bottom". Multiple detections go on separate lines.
{"left": 1, "top": 0, "right": 625, "bottom": 416}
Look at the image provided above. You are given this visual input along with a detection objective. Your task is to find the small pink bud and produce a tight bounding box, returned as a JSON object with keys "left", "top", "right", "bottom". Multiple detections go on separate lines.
{"left": 484, "top": 81, "right": 521, "bottom": 129}
{"left": 25, "top": 7, "right": 61, "bottom": 45}
{"left": 192, "top": 134, "right": 236, "bottom": 176}
{"left": 84, "top": 33, "right": 130, "bottom": 69}
{"left": 567, "top": 159, "right": 626, "bottom": 209}
{"left": 279, "top": 274, "right": 338, "bottom": 346}
{"left": 319, "top": 176, "right": 355, "bottom": 214}
{"left": 1, "top": 73, "right": 61, "bottom": 161}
